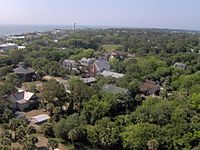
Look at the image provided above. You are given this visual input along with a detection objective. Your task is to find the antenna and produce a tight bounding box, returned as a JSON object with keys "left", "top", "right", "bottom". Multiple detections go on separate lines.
{"left": 74, "top": 22, "right": 76, "bottom": 32}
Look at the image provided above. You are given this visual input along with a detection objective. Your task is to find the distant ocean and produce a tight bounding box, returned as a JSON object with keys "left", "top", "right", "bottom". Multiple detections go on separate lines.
{"left": 0, "top": 25, "right": 75, "bottom": 36}
{"left": 0, "top": 24, "right": 114, "bottom": 37}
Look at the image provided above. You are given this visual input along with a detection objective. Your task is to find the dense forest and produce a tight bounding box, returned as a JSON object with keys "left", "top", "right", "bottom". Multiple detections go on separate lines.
{"left": 0, "top": 28, "right": 200, "bottom": 150}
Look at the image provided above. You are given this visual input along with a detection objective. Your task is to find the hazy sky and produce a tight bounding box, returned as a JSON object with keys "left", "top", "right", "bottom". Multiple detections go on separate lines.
{"left": 0, "top": 0, "right": 200, "bottom": 30}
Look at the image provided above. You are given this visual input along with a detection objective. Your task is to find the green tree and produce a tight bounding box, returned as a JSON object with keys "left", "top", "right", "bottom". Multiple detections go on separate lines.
{"left": 83, "top": 95, "right": 110, "bottom": 124}
{"left": 120, "top": 123, "right": 162, "bottom": 150}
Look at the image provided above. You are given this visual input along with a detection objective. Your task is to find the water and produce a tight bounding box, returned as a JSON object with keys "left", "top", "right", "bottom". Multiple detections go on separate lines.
{"left": 0, "top": 25, "right": 74, "bottom": 36}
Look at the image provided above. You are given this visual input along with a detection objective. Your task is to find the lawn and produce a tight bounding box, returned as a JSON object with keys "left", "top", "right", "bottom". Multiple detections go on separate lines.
{"left": 102, "top": 44, "right": 123, "bottom": 51}
{"left": 25, "top": 109, "right": 48, "bottom": 118}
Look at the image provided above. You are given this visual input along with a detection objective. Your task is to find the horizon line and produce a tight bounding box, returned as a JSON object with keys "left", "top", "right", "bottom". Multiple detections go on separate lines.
{"left": 0, "top": 24, "right": 200, "bottom": 32}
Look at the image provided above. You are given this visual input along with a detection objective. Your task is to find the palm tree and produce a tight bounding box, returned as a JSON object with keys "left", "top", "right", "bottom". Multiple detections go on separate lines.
{"left": 47, "top": 138, "right": 59, "bottom": 150}
{"left": 46, "top": 103, "right": 54, "bottom": 116}
{"left": 147, "top": 139, "right": 159, "bottom": 150}
{"left": 21, "top": 135, "right": 38, "bottom": 150}
{"left": 68, "top": 128, "right": 79, "bottom": 144}
{"left": 0, "top": 130, "right": 12, "bottom": 146}
{"left": 9, "top": 118, "right": 24, "bottom": 141}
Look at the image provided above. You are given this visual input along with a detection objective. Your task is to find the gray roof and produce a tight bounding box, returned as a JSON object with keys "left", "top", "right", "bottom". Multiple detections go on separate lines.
{"left": 95, "top": 58, "right": 110, "bottom": 72}
{"left": 31, "top": 114, "right": 50, "bottom": 123}
{"left": 10, "top": 91, "right": 35, "bottom": 102}
{"left": 81, "top": 77, "right": 97, "bottom": 84}
{"left": 102, "top": 84, "right": 129, "bottom": 95}
{"left": 13, "top": 66, "right": 35, "bottom": 74}
{"left": 63, "top": 59, "right": 78, "bottom": 67}
{"left": 101, "top": 70, "right": 125, "bottom": 78}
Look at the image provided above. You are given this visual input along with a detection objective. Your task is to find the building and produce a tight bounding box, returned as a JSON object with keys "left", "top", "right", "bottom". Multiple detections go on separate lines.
{"left": 81, "top": 77, "right": 97, "bottom": 84}
{"left": 101, "top": 70, "right": 125, "bottom": 79}
{"left": 94, "top": 57, "right": 110, "bottom": 73}
{"left": 10, "top": 90, "right": 37, "bottom": 111}
{"left": 62, "top": 59, "right": 78, "bottom": 71}
{"left": 139, "top": 80, "right": 160, "bottom": 96}
{"left": 102, "top": 84, "right": 129, "bottom": 95}
{"left": 13, "top": 63, "right": 36, "bottom": 81}
{"left": 79, "top": 57, "right": 95, "bottom": 66}
{"left": 173, "top": 62, "right": 186, "bottom": 70}
{"left": 18, "top": 46, "right": 26, "bottom": 50}
{"left": 0, "top": 43, "right": 18, "bottom": 52}
{"left": 30, "top": 114, "right": 50, "bottom": 124}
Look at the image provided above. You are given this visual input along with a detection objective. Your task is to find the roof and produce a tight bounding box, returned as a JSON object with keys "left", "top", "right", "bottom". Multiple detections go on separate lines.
{"left": 140, "top": 80, "right": 160, "bottom": 94}
{"left": 101, "top": 70, "right": 125, "bottom": 78}
{"left": 95, "top": 58, "right": 110, "bottom": 72}
{"left": 102, "top": 84, "right": 129, "bottom": 95}
{"left": 10, "top": 90, "right": 35, "bottom": 102}
{"left": 0, "top": 43, "right": 18, "bottom": 47}
{"left": 80, "top": 57, "right": 95, "bottom": 66}
{"left": 173, "top": 62, "right": 186, "bottom": 69}
{"left": 13, "top": 66, "right": 35, "bottom": 74}
{"left": 81, "top": 77, "right": 97, "bottom": 84}
{"left": 31, "top": 114, "right": 50, "bottom": 123}
{"left": 63, "top": 59, "right": 77, "bottom": 64}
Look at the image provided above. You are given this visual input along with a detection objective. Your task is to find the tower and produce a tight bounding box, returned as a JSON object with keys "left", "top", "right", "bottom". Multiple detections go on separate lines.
{"left": 74, "top": 22, "right": 76, "bottom": 31}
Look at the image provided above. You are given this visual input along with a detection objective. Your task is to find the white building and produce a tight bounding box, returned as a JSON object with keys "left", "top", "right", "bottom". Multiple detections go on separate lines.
{"left": 0, "top": 43, "right": 18, "bottom": 52}
{"left": 18, "top": 46, "right": 26, "bottom": 49}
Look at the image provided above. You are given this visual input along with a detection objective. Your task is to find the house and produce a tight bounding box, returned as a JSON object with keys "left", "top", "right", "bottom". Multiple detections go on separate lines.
{"left": 102, "top": 84, "right": 129, "bottom": 95}
{"left": 30, "top": 114, "right": 50, "bottom": 124}
{"left": 84, "top": 57, "right": 110, "bottom": 77}
{"left": 13, "top": 63, "right": 36, "bottom": 81}
{"left": 10, "top": 90, "right": 37, "bottom": 111}
{"left": 0, "top": 43, "right": 18, "bottom": 53}
{"left": 101, "top": 70, "right": 125, "bottom": 79}
{"left": 81, "top": 77, "right": 97, "bottom": 84}
{"left": 79, "top": 57, "right": 95, "bottom": 66}
{"left": 109, "top": 51, "right": 126, "bottom": 62}
{"left": 62, "top": 59, "right": 78, "bottom": 71}
{"left": 173, "top": 62, "right": 186, "bottom": 69}
{"left": 139, "top": 80, "right": 160, "bottom": 96}
{"left": 94, "top": 57, "right": 110, "bottom": 73}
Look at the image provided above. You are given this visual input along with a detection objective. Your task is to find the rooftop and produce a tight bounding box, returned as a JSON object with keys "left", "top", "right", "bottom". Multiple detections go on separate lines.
{"left": 13, "top": 66, "right": 35, "bottom": 74}
{"left": 10, "top": 90, "right": 35, "bottom": 102}
{"left": 31, "top": 114, "right": 50, "bottom": 123}
{"left": 81, "top": 77, "right": 97, "bottom": 84}
{"left": 102, "top": 84, "right": 129, "bottom": 95}
{"left": 101, "top": 70, "right": 125, "bottom": 78}
{"left": 0, "top": 43, "right": 18, "bottom": 47}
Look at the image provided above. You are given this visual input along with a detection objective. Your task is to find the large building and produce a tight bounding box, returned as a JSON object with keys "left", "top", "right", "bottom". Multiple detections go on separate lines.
{"left": 0, "top": 43, "right": 18, "bottom": 52}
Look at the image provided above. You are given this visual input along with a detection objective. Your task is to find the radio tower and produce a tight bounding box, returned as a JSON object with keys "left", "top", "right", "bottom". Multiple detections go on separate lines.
{"left": 74, "top": 22, "right": 76, "bottom": 32}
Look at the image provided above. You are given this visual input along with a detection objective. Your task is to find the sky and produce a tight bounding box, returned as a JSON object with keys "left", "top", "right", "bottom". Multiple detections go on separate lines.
{"left": 0, "top": 0, "right": 200, "bottom": 30}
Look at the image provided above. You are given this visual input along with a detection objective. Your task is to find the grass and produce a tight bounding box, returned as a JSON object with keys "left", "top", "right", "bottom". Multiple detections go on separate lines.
{"left": 102, "top": 44, "right": 123, "bottom": 52}
{"left": 25, "top": 109, "right": 48, "bottom": 118}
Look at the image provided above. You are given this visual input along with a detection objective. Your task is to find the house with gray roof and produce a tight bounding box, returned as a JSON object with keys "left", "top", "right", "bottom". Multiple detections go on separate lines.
{"left": 94, "top": 57, "right": 110, "bottom": 73}
{"left": 102, "top": 84, "right": 129, "bottom": 95}
{"left": 79, "top": 57, "right": 95, "bottom": 66}
{"left": 10, "top": 90, "right": 37, "bottom": 111}
{"left": 13, "top": 63, "right": 36, "bottom": 81}
{"left": 62, "top": 59, "right": 79, "bottom": 71}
